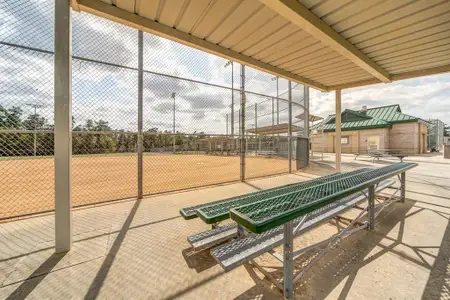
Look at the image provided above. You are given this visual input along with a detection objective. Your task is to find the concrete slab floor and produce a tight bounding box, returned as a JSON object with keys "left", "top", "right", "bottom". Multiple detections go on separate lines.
{"left": 0, "top": 156, "right": 449, "bottom": 299}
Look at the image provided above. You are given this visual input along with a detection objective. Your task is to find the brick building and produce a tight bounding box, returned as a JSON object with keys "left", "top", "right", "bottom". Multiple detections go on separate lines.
{"left": 311, "top": 104, "right": 428, "bottom": 154}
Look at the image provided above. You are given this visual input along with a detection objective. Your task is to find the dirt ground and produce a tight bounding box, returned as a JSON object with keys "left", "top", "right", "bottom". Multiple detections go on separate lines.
{"left": 0, "top": 154, "right": 291, "bottom": 218}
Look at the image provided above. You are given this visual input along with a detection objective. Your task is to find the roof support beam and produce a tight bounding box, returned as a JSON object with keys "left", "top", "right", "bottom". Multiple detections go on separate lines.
{"left": 259, "top": 0, "right": 391, "bottom": 83}
{"left": 75, "top": 0, "right": 328, "bottom": 91}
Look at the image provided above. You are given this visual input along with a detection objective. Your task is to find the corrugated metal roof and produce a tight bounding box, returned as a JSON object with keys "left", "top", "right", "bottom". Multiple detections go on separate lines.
{"left": 315, "top": 117, "right": 391, "bottom": 132}
{"left": 365, "top": 105, "right": 418, "bottom": 123}
{"left": 312, "top": 104, "right": 419, "bottom": 132}
{"left": 74, "top": 0, "right": 450, "bottom": 91}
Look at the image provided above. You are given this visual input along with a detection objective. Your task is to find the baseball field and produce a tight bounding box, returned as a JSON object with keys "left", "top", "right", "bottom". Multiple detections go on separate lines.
{"left": 0, "top": 153, "right": 291, "bottom": 219}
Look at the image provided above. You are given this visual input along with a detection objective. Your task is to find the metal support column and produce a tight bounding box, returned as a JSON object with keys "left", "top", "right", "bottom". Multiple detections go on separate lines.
{"left": 238, "top": 109, "right": 241, "bottom": 136}
{"left": 54, "top": 0, "right": 72, "bottom": 253}
{"left": 276, "top": 77, "right": 279, "bottom": 125}
{"left": 231, "top": 62, "right": 234, "bottom": 136}
{"left": 304, "top": 86, "right": 309, "bottom": 139}
{"left": 335, "top": 90, "right": 342, "bottom": 172}
{"left": 137, "top": 31, "right": 143, "bottom": 199}
{"left": 255, "top": 103, "right": 258, "bottom": 155}
{"left": 400, "top": 172, "right": 406, "bottom": 202}
{"left": 172, "top": 93, "right": 176, "bottom": 153}
{"left": 283, "top": 221, "right": 294, "bottom": 299}
{"left": 288, "top": 81, "right": 292, "bottom": 173}
{"left": 226, "top": 114, "right": 229, "bottom": 136}
{"left": 368, "top": 185, "right": 375, "bottom": 230}
{"left": 240, "top": 65, "right": 246, "bottom": 181}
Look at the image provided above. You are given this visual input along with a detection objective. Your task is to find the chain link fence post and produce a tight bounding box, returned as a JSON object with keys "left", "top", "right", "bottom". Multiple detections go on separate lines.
{"left": 137, "top": 30, "right": 143, "bottom": 199}
{"left": 240, "top": 65, "right": 245, "bottom": 182}
{"left": 288, "top": 81, "right": 293, "bottom": 173}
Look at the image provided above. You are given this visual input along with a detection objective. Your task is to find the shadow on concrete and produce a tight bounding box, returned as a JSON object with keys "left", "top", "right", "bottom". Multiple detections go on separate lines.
{"left": 182, "top": 247, "right": 218, "bottom": 273}
{"left": 421, "top": 218, "right": 450, "bottom": 299}
{"left": 243, "top": 181, "right": 263, "bottom": 191}
{"left": 290, "top": 200, "right": 417, "bottom": 299}
{"left": 299, "top": 162, "right": 336, "bottom": 177}
{"left": 84, "top": 199, "right": 142, "bottom": 299}
{"left": 237, "top": 200, "right": 425, "bottom": 299}
{"left": 5, "top": 252, "right": 67, "bottom": 300}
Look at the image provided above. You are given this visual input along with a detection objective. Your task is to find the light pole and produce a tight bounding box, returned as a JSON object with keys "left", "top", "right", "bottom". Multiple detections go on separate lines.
{"left": 271, "top": 76, "right": 280, "bottom": 150}
{"left": 271, "top": 76, "right": 279, "bottom": 125}
{"left": 26, "top": 103, "right": 44, "bottom": 156}
{"left": 226, "top": 114, "right": 229, "bottom": 136}
{"left": 171, "top": 92, "right": 176, "bottom": 153}
{"left": 224, "top": 60, "right": 234, "bottom": 136}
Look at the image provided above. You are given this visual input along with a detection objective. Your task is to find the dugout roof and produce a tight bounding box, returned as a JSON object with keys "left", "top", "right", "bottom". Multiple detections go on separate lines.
{"left": 73, "top": 0, "right": 450, "bottom": 92}
{"left": 245, "top": 123, "right": 303, "bottom": 135}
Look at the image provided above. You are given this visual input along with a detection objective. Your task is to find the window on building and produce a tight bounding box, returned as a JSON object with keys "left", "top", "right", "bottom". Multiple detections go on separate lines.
{"left": 341, "top": 136, "right": 350, "bottom": 145}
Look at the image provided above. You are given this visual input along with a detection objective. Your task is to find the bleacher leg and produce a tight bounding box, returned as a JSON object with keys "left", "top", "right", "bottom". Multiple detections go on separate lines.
{"left": 368, "top": 185, "right": 375, "bottom": 231}
{"left": 400, "top": 172, "right": 406, "bottom": 203}
{"left": 237, "top": 224, "right": 246, "bottom": 238}
{"left": 283, "top": 221, "right": 294, "bottom": 300}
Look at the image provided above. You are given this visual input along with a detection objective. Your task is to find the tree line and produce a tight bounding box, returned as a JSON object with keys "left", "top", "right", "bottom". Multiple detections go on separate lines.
{"left": 0, "top": 105, "right": 209, "bottom": 157}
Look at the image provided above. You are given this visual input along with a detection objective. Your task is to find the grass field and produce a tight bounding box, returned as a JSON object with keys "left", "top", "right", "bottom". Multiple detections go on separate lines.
{"left": 0, "top": 153, "right": 291, "bottom": 219}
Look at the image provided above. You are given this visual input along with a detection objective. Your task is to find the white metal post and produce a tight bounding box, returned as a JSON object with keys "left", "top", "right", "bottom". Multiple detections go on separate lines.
{"left": 288, "top": 81, "right": 292, "bottom": 173}
{"left": 255, "top": 103, "right": 258, "bottom": 155}
{"left": 172, "top": 92, "right": 176, "bottom": 153}
{"left": 231, "top": 62, "right": 234, "bottom": 136}
{"left": 276, "top": 77, "right": 279, "bottom": 125}
{"left": 283, "top": 221, "right": 294, "bottom": 299}
{"left": 226, "top": 114, "right": 229, "bottom": 136}
{"left": 240, "top": 65, "right": 245, "bottom": 181}
{"left": 54, "top": 0, "right": 72, "bottom": 253}
{"left": 368, "top": 185, "right": 375, "bottom": 230}
{"left": 304, "top": 86, "right": 309, "bottom": 139}
{"left": 401, "top": 172, "right": 406, "bottom": 202}
{"left": 335, "top": 90, "right": 342, "bottom": 172}
{"left": 137, "top": 31, "right": 143, "bottom": 199}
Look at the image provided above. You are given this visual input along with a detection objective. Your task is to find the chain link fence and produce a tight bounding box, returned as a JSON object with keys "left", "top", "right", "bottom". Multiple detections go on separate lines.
{"left": 0, "top": 0, "right": 308, "bottom": 220}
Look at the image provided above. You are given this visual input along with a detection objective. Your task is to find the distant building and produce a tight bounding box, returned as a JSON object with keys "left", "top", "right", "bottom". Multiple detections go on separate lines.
{"left": 444, "top": 136, "right": 450, "bottom": 146}
{"left": 427, "top": 119, "right": 445, "bottom": 151}
{"left": 311, "top": 104, "right": 428, "bottom": 154}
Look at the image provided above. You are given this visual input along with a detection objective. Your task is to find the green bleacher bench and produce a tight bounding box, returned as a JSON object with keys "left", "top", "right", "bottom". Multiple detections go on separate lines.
{"left": 230, "top": 162, "right": 416, "bottom": 233}
{"left": 188, "top": 178, "right": 394, "bottom": 253}
{"left": 210, "top": 179, "right": 394, "bottom": 271}
{"left": 182, "top": 162, "right": 416, "bottom": 299}
{"left": 180, "top": 168, "right": 371, "bottom": 221}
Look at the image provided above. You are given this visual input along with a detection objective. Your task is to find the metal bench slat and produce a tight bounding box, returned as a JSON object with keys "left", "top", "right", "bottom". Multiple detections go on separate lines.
{"left": 196, "top": 168, "right": 373, "bottom": 224}
{"left": 188, "top": 223, "right": 237, "bottom": 251}
{"left": 230, "top": 162, "right": 416, "bottom": 233}
{"left": 212, "top": 180, "right": 395, "bottom": 271}
{"left": 180, "top": 168, "right": 371, "bottom": 220}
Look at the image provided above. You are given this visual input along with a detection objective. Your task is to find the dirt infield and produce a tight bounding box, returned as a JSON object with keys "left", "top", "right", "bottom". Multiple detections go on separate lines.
{"left": 0, "top": 154, "right": 290, "bottom": 219}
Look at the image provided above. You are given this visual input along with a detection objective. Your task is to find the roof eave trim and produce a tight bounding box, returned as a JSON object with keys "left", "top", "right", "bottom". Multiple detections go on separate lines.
{"left": 323, "top": 124, "right": 392, "bottom": 132}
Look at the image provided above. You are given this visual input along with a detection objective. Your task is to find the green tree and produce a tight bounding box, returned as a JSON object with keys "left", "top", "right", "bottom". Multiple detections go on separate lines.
{"left": 0, "top": 105, "right": 23, "bottom": 129}
{"left": 23, "top": 114, "right": 47, "bottom": 130}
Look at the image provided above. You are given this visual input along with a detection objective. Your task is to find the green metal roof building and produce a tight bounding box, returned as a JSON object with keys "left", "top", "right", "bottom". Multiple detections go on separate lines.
{"left": 311, "top": 105, "right": 428, "bottom": 154}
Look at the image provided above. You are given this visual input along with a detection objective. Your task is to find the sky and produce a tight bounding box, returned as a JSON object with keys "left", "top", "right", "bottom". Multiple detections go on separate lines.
{"left": 1, "top": 0, "right": 449, "bottom": 136}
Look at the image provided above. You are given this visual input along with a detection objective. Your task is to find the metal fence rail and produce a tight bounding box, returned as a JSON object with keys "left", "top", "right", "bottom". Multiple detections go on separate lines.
{"left": 0, "top": 0, "right": 309, "bottom": 220}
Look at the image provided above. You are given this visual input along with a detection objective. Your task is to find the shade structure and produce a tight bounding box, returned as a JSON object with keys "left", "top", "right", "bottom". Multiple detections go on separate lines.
{"left": 246, "top": 123, "right": 303, "bottom": 135}
{"left": 72, "top": 0, "right": 450, "bottom": 91}
{"left": 295, "top": 113, "right": 323, "bottom": 123}
{"left": 199, "top": 137, "right": 235, "bottom": 142}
